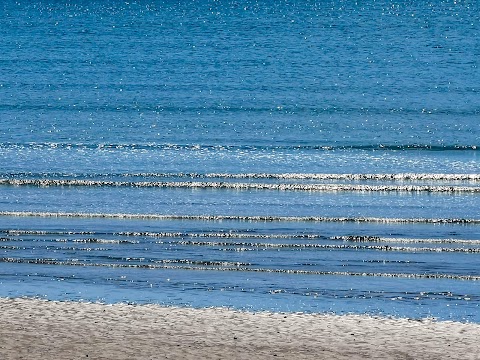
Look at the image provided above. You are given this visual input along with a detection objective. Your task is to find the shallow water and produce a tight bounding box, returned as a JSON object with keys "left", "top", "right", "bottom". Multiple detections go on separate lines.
{"left": 1, "top": 0, "right": 479, "bottom": 322}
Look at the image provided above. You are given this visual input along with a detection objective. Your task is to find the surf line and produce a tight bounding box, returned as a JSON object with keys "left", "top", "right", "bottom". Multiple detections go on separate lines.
{"left": 1, "top": 179, "right": 480, "bottom": 193}
{"left": 1, "top": 257, "right": 479, "bottom": 281}
{"left": 172, "top": 241, "right": 480, "bottom": 253}
{"left": 121, "top": 172, "right": 480, "bottom": 181}
{"left": 5, "top": 172, "right": 480, "bottom": 181}
{"left": 1, "top": 211, "right": 480, "bottom": 224}
{"left": 3, "top": 230, "right": 480, "bottom": 244}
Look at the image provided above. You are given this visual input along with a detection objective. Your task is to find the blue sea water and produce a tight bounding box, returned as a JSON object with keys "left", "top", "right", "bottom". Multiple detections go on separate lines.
{"left": 1, "top": 0, "right": 479, "bottom": 322}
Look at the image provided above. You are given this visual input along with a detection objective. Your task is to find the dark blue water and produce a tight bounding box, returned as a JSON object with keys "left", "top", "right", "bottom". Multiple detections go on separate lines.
{"left": 1, "top": 0, "right": 479, "bottom": 322}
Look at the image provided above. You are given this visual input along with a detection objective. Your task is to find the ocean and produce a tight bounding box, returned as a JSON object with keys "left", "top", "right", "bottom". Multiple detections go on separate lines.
{"left": 1, "top": 0, "right": 479, "bottom": 322}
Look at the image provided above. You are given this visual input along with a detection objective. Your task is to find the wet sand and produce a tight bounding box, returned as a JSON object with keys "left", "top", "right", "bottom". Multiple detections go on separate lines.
{"left": 1, "top": 297, "right": 479, "bottom": 360}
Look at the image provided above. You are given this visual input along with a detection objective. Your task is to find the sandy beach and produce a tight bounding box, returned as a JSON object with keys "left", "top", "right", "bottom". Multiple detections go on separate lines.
{"left": 0, "top": 298, "right": 479, "bottom": 359}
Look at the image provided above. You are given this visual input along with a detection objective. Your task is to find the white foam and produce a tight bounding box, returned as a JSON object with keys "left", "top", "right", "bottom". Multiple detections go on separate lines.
{"left": 1, "top": 211, "right": 479, "bottom": 224}
{"left": 332, "top": 236, "right": 480, "bottom": 245}
{"left": 1, "top": 178, "right": 480, "bottom": 192}
{"left": 1, "top": 257, "right": 478, "bottom": 281}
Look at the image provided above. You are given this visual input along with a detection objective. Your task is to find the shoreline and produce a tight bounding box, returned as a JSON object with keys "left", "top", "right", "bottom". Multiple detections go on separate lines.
{"left": 1, "top": 298, "right": 479, "bottom": 359}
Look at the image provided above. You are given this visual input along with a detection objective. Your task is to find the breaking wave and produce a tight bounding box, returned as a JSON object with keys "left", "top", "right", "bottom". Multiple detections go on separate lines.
{"left": 1, "top": 257, "right": 478, "bottom": 281}
{"left": 1, "top": 211, "right": 479, "bottom": 224}
{"left": 166, "top": 240, "right": 480, "bottom": 253}
{"left": 1, "top": 178, "right": 480, "bottom": 193}
{"left": 3, "top": 172, "right": 480, "bottom": 181}
{"left": 3, "top": 229, "right": 480, "bottom": 247}
{"left": 332, "top": 235, "right": 480, "bottom": 245}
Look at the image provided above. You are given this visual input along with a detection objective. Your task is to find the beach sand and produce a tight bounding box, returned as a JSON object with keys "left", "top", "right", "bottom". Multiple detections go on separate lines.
{"left": 0, "top": 298, "right": 479, "bottom": 360}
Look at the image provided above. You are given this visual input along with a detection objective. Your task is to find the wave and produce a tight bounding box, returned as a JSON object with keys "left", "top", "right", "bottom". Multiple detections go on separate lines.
{"left": 3, "top": 229, "right": 480, "bottom": 244}
{"left": 0, "top": 229, "right": 322, "bottom": 239}
{"left": 1, "top": 257, "right": 478, "bottom": 281}
{"left": 71, "top": 238, "right": 140, "bottom": 244}
{"left": 2, "top": 103, "right": 478, "bottom": 116}
{"left": 0, "top": 237, "right": 139, "bottom": 245}
{"left": 1, "top": 211, "right": 479, "bottom": 224}
{"left": 0, "top": 142, "right": 478, "bottom": 152}
{"left": 1, "top": 230, "right": 97, "bottom": 236}
{"left": 1, "top": 179, "right": 480, "bottom": 193}
{"left": 4, "top": 230, "right": 480, "bottom": 246}
{"left": 169, "top": 240, "right": 480, "bottom": 253}
{"left": 332, "top": 235, "right": 480, "bottom": 245}
{"left": 4, "top": 172, "right": 480, "bottom": 181}
{"left": 136, "top": 259, "right": 250, "bottom": 267}
{"left": 7, "top": 239, "right": 479, "bottom": 253}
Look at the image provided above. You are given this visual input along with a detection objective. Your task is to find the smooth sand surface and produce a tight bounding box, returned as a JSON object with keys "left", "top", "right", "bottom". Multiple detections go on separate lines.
{"left": 1, "top": 298, "right": 479, "bottom": 360}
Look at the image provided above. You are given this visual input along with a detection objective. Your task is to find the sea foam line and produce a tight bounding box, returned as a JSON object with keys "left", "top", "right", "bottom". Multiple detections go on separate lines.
{"left": 129, "top": 172, "right": 480, "bottom": 181}
{"left": 5, "top": 172, "right": 480, "bottom": 181}
{"left": 1, "top": 211, "right": 480, "bottom": 224}
{"left": 1, "top": 179, "right": 480, "bottom": 192}
{"left": 172, "top": 241, "right": 480, "bottom": 253}
{"left": 4, "top": 230, "right": 480, "bottom": 244}
{"left": 1, "top": 230, "right": 97, "bottom": 236}
{"left": 0, "top": 229, "right": 322, "bottom": 240}
{"left": 333, "top": 235, "right": 480, "bottom": 245}
{"left": 1, "top": 257, "right": 479, "bottom": 281}
{"left": 3, "top": 239, "right": 478, "bottom": 253}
